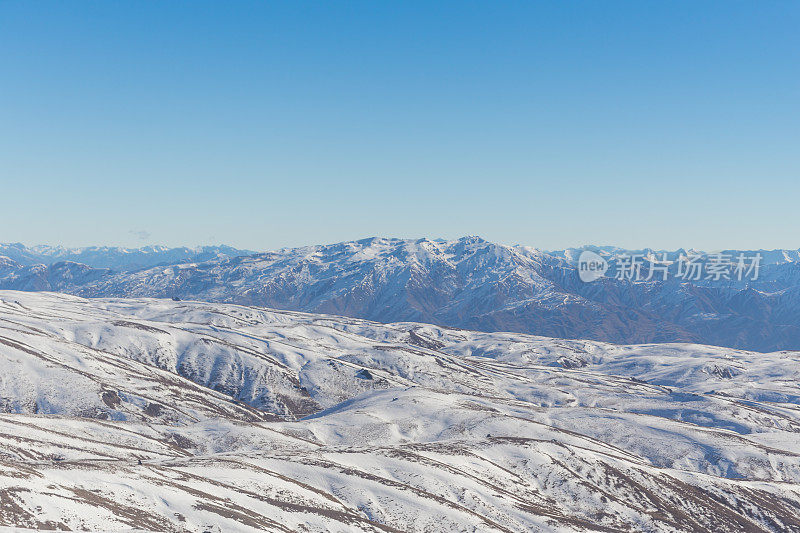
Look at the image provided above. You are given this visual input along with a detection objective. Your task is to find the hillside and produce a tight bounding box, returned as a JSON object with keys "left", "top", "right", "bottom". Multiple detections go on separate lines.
{"left": 0, "top": 291, "right": 799, "bottom": 531}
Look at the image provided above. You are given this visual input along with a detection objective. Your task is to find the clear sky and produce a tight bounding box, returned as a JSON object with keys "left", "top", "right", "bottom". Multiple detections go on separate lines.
{"left": 1, "top": 1, "right": 798, "bottom": 251}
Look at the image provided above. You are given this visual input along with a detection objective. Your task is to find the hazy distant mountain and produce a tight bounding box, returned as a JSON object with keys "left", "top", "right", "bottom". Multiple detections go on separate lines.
{"left": 2, "top": 237, "right": 800, "bottom": 351}
{"left": 0, "top": 243, "right": 253, "bottom": 271}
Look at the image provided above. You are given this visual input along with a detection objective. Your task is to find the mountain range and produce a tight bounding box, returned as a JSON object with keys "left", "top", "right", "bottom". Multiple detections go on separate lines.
{"left": 2, "top": 237, "right": 800, "bottom": 351}
{"left": 0, "top": 243, "right": 253, "bottom": 271}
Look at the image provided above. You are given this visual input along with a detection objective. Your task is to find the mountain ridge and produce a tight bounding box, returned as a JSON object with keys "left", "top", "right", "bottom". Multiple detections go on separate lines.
{"left": 0, "top": 242, "right": 254, "bottom": 271}
{"left": 3, "top": 237, "right": 800, "bottom": 351}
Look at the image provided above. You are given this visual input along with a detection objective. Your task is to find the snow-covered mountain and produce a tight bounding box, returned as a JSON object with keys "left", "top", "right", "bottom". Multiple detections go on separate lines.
{"left": 1, "top": 290, "right": 799, "bottom": 531}
{"left": 0, "top": 243, "right": 253, "bottom": 271}
{"left": 3, "top": 237, "right": 800, "bottom": 351}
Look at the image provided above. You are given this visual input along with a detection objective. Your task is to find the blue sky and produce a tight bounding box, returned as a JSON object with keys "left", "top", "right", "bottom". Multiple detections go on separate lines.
{"left": 1, "top": 1, "right": 798, "bottom": 250}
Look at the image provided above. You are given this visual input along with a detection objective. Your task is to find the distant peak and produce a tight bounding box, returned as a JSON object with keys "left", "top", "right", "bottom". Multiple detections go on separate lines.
{"left": 457, "top": 235, "right": 487, "bottom": 244}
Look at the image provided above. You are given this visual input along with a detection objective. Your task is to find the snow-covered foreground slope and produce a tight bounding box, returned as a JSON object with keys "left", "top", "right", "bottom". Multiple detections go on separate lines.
{"left": 0, "top": 291, "right": 799, "bottom": 532}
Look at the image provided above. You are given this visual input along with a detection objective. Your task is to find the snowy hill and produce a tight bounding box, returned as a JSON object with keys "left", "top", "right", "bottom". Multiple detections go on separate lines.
{"left": 0, "top": 291, "right": 799, "bottom": 531}
{"left": 3, "top": 237, "right": 800, "bottom": 350}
